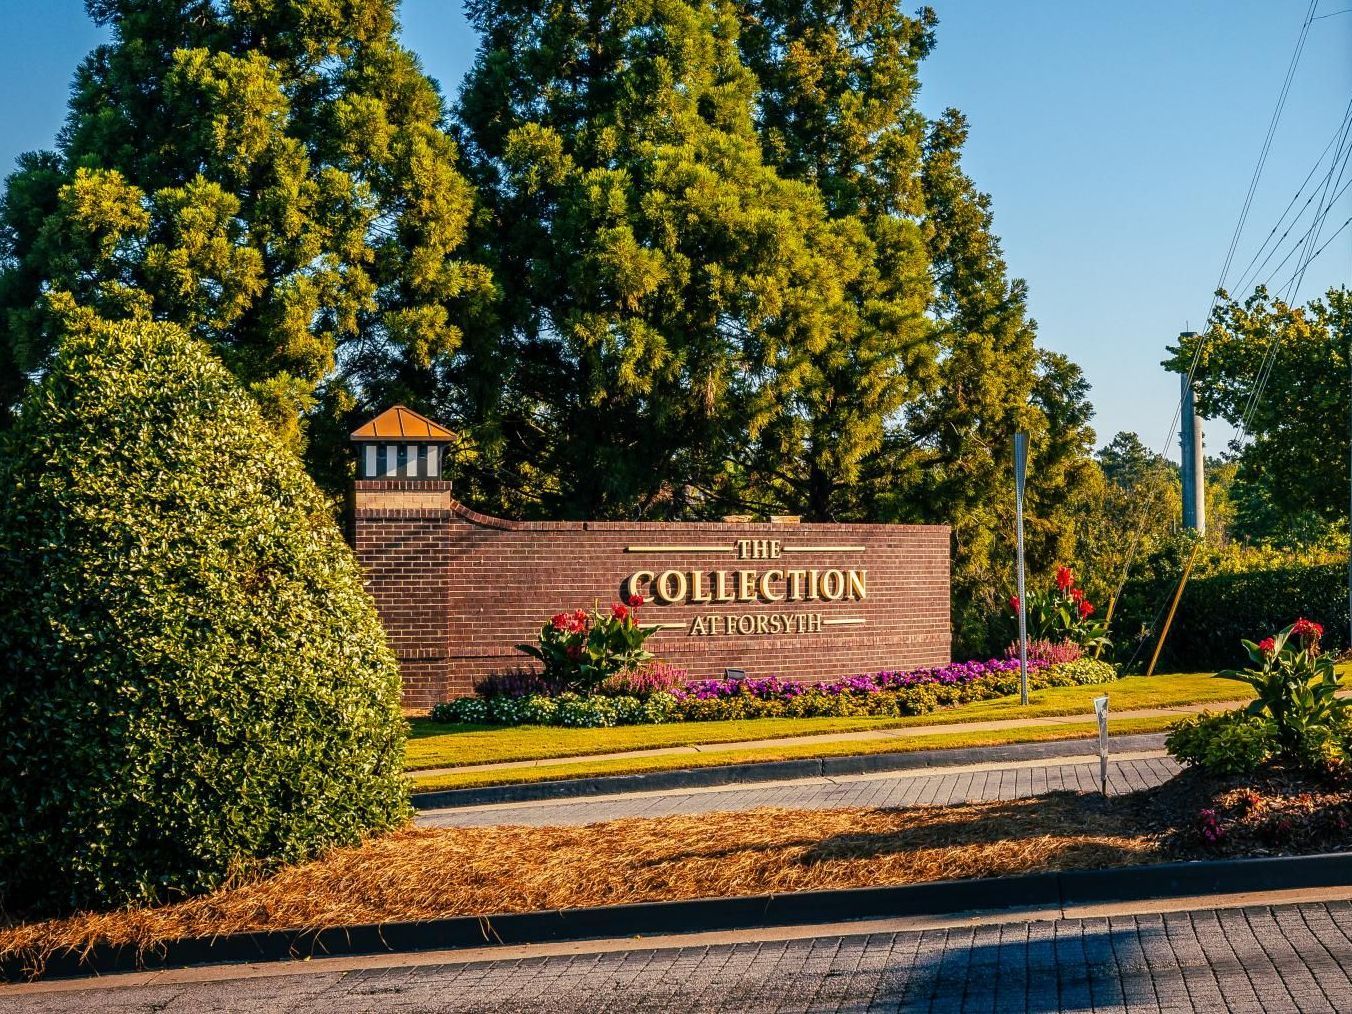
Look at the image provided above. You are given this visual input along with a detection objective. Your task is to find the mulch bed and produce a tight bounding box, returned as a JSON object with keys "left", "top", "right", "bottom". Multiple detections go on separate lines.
{"left": 2, "top": 764, "right": 1349, "bottom": 978}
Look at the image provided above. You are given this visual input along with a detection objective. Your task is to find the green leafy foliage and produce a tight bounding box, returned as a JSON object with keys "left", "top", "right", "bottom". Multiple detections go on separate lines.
{"left": 1219, "top": 622, "right": 1344, "bottom": 766}
{"left": 0, "top": 0, "right": 493, "bottom": 480}
{"left": 1166, "top": 711, "right": 1277, "bottom": 776}
{"left": 1011, "top": 566, "right": 1109, "bottom": 651}
{"left": 1166, "top": 287, "right": 1352, "bottom": 523}
{"left": 0, "top": 320, "right": 409, "bottom": 914}
{"left": 516, "top": 603, "right": 657, "bottom": 695}
{"left": 1113, "top": 562, "right": 1349, "bottom": 672}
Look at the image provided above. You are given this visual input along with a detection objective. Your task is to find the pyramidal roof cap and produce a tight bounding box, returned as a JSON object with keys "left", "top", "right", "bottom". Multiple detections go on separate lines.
{"left": 350, "top": 405, "right": 457, "bottom": 442}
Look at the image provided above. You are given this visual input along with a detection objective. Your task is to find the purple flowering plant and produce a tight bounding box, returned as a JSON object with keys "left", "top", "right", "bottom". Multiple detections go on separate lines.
{"left": 675, "top": 657, "right": 1047, "bottom": 703}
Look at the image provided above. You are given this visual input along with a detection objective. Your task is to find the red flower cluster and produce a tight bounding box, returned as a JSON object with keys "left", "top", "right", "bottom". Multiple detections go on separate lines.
{"left": 612, "top": 595, "right": 645, "bottom": 621}
{"left": 1258, "top": 636, "right": 1277, "bottom": 655}
{"left": 1055, "top": 566, "right": 1074, "bottom": 592}
{"left": 1009, "top": 594, "right": 1021, "bottom": 612}
{"left": 551, "top": 609, "right": 589, "bottom": 634}
{"left": 1078, "top": 600, "right": 1095, "bottom": 619}
{"left": 1292, "top": 617, "right": 1324, "bottom": 640}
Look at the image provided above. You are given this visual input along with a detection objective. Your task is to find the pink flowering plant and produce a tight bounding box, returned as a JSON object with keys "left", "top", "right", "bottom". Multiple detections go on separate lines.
{"left": 1223, "top": 618, "right": 1344, "bottom": 766}
{"left": 1009, "top": 565, "right": 1109, "bottom": 651}
{"left": 517, "top": 596, "right": 657, "bottom": 695}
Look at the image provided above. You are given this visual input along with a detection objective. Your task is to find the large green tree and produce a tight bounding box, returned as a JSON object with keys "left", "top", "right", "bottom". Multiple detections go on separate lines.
{"left": 457, "top": 0, "right": 906, "bottom": 519}
{"left": 1167, "top": 285, "right": 1352, "bottom": 523}
{"left": 0, "top": 0, "right": 493, "bottom": 480}
{"left": 729, "top": 5, "right": 1099, "bottom": 645}
{"left": 732, "top": 0, "right": 936, "bottom": 520}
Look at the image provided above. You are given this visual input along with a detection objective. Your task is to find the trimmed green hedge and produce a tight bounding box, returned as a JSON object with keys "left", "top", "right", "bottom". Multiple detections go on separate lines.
{"left": 0, "top": 320, "right": 410, "bottom": 913}
{"left": 1113, "top": 563, "right": 1349, "bottom": 673}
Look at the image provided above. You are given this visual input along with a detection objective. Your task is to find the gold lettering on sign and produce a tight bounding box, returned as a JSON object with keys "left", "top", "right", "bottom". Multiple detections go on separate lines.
{"left": 624, "top": 571, "right": 654, "bottom": 601}
{"left": 758, "top": 569, "right": 784, "bottom": 602}
{"left": 625, "top": 567, "right": 867, "bottom": 606}
{"left": 656, "top": 570, "right": 688, "bottom": 604}
{"left": 686, "top": 612, "right": 828, "bottom": 636}
{"left": 620, "top": 541, "right": 868, "bottom": 637}
{"left": 735, "top": 539, "right": 782, "bottom": 560}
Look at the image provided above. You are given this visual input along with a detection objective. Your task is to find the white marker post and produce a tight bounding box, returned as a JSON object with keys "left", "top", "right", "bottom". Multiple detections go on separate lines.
{"left": 1093, "top": 694, "right": 1110, "bottom": 797}
{"left": 1014, "top": 432, "right": 1030, "bottom": 706}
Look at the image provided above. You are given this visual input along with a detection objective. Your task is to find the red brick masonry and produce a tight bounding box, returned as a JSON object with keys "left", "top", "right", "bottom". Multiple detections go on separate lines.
{"left": 353, "top": 481, "right": 951, "bottom": 710}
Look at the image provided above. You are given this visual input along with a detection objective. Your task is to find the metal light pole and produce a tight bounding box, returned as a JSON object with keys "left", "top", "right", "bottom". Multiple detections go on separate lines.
{"left": 1014, "top": 432, "right": 1030, "bottom": 706}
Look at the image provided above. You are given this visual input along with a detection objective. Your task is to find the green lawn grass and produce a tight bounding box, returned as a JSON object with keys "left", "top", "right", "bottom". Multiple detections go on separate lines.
{"left": 407, "top": 713, "right": 1181, "bottom": 793}
{"left": 405, "top": 671, "right": 1254, "bottom": 773}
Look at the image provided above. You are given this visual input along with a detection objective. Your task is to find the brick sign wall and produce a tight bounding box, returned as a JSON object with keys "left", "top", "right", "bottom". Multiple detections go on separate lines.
{"left": 353, "top": 480, "right": 951, "bottom": 710}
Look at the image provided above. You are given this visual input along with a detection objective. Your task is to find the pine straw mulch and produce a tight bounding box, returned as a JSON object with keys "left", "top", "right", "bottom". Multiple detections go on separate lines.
{"left": 1, "top": 792, "right": 1158, "bottom": 976}
{"left": 8, "top": 765, "right": 1352, "bottom": 980}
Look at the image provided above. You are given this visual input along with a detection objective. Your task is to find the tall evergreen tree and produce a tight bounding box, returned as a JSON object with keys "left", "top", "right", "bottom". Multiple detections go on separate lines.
{"left": 733, "top": 0, "right": 935, "bottom": 519}
{"left": 0, "top": 0, "right": 493, "bottom": 479}
{"left": 457, "top": 0, "right": 887, "bottom": 519}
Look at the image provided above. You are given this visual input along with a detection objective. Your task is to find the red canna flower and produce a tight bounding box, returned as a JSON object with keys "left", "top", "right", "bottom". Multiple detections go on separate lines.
{"left": 1070, "top": 587, "right": 1085, "bottom": 603}
{"left": 551, "top": 612, "right": 570, "bottom": 631}
{"left": 1009, "top": 595, "right": 1021, "bottom": 612}
{"left": 1077, "top": 600, "right": 1095, "bottom": 619}
{"left": 1258, "top": 636, "right": 1276, "bottom": 655}
{"left": 627, "top": 593, "right": 645, "bottom": 608}
{"left": 1056, "top": 566, "right": 1074, "bottom": 592}
{"left": 1292, "top": 617, "right": 1323, "bottom": 640}
{"left": 611, "top": 602, "right": 630, "bottom": 621}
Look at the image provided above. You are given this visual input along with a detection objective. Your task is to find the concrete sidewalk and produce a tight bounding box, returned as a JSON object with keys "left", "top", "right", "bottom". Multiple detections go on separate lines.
{"left": 407, "top": 698, "right": 1241, "bottom": 782}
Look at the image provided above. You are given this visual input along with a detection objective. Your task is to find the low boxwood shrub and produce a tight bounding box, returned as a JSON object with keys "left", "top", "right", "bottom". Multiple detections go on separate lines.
{"left": 0, "top": 321, "right": 409, "bottom": 914}
{"left": 1166, "top": 711, "right": 1277, "bottom": 776}
{"left": 1040, "top": 658, "right": 1116, "bottom": 688}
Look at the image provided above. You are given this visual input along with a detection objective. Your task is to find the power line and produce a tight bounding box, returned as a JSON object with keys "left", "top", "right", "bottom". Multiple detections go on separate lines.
{"left": 1228, "top": 97, "right": 1352, "bottom": 296}
{"left": 1105, "top": 0, "right": 1322, "bottom": 610}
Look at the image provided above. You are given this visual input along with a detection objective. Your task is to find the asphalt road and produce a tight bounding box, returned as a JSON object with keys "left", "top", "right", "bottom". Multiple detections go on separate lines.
{"left": 417, "top": 751, "right": 1182, "bottom": 828}
{"left": 7, "top": 899, "right": 1352, "bottom": 1013}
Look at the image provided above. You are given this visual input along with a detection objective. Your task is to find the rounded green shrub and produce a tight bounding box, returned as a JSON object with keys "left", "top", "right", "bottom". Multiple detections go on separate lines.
{"left": 1165, "top": 711, "right": 1276, "bottom": 776}
{"left": 0, "top": 321, "right": 410, "bottom": 913}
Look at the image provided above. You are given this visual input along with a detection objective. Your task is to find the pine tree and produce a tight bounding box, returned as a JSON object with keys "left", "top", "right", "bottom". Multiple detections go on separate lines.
{"left": 733, "top": 0, "right": 936, "bottom": 519}
{"left": 457, "top": 0, "right": 876, "bottom": 518}
{"left": 0, "top": 0, "right": 493, "bottom": 479}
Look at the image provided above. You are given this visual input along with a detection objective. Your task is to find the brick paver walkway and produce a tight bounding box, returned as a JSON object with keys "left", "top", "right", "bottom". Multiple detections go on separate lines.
{"left": 8, "top": 901, "right": 1352, "bottom": 1012}
{"left": 417, "top": 750, "right": 1182, "bottom": 828}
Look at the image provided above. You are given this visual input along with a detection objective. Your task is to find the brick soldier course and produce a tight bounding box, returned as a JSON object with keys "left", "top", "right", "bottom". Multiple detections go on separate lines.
{"left": 351, "top": 408, "right": 951, "bottom": 709}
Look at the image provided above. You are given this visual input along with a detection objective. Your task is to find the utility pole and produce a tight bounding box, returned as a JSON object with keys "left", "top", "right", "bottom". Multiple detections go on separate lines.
{"left": 1014, "top": 432, "right": 1029, "bottom": 706}
{"left": 1179, "top": 338, "right": 1206, "bottom": 536}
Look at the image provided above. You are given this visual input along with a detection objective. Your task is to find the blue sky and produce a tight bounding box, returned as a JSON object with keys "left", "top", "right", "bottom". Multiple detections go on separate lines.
{"left": 1, "top": 1, "right": 1348, "bottom": 458}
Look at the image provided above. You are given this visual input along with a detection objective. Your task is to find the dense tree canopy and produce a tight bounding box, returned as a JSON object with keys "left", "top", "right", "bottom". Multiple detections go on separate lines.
{"left": 1167, "top": 286, "right": 1352, "bottom": 525}
{"left": 0, "top": 0, "right": 1109, "bottom": 649}
{"left": 0, "top": 0, "right": 493, "bottom": 480}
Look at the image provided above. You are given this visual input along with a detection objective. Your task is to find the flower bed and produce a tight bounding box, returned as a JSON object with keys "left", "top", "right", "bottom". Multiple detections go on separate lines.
{"left": 430, "top": 657, "right": 1117, "bottom": 728}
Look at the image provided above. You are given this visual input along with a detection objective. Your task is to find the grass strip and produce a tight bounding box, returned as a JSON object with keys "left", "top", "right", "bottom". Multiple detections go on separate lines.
{"left": 407, "top": 714, "right": 1178, "bottom": 793}
{"left": 405, "top": 673, "right": 1248, "bottom": 771}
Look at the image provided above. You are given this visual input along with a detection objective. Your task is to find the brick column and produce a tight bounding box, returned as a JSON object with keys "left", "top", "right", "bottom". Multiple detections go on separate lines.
{"left": 352, "top": 479, "right": 454, "bottom": 710}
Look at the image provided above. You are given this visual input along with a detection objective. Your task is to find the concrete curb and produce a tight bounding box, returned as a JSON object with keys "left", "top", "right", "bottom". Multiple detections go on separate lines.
{"left": 411, "top": 732, "right": 1169, "bottom": 810}
{"left": 7, "top": 850, "right": 1351, "bottom": 983}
